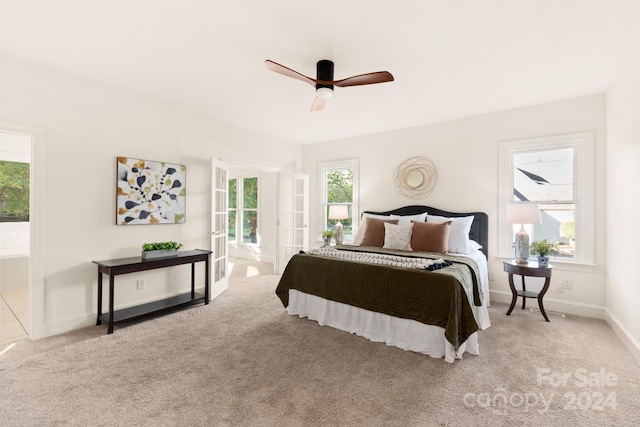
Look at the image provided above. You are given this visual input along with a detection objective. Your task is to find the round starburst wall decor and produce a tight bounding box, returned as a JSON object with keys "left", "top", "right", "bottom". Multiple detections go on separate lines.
{"left": 393, "top": 156, "right": 438, "bottom": 198}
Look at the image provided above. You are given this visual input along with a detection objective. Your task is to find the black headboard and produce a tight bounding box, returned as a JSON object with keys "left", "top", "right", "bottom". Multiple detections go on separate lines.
{"left": 363, "top": 205, "right": 489, "bottom": 259}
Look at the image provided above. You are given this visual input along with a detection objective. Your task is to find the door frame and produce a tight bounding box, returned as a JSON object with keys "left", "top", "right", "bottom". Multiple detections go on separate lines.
{"left": 0, "top": 121, "right": 46, "bottom": 339}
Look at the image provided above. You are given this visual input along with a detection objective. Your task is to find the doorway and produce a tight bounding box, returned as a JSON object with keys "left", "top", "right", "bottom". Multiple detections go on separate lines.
{"left": 211, "top": 161, "right": 309, "bottom": 282}
{"left": 0, "top": 130, "right": 31, "bottom": 346}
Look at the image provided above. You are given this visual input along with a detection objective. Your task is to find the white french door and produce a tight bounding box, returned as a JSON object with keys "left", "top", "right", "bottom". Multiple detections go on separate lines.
{"left": 210, "top": 158, "right": 229, "bottom": 299}
{"left": 276, "top": 173, "right": 309, "bottom": 274}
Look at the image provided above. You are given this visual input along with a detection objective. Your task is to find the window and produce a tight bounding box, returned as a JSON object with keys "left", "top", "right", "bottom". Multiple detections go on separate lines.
{"left": 499, "top": 133, "right": 594, "bottom": 264}
{"left": 319, "top": 159, "right": 358, "bottom": 242}
{"left": 228, "top": 178, "right": 237, "bottom": 241}
{"left": 228, "top": 176, "right": 258, "bottom": 244}
{"left": 0, "top": 160, "right": 30, "bottom": 222}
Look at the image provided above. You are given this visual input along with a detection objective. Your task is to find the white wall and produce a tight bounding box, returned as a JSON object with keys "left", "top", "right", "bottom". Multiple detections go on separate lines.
{"left": 0, "top": 54, "right": 300, "bottom": 338}
{"left": 606, "top": 60, "right": 640, "bottom": 361}
{"left": 302, "top": 94, "right": 607, "bottom": 317}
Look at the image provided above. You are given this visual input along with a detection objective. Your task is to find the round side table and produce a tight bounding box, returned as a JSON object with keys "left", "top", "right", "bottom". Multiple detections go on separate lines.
{"left": 503, "top": 260, "right": 553, "bottom": 322}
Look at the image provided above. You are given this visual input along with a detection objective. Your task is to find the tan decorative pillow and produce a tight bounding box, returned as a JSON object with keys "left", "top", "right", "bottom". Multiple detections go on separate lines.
{"left": 410, "top": 220, "right": 452, "bottom": 253}
{"left": 383, "top": 222, "right": 413, "bottom": 251}
{"left": 360, "top": 218, "right": 399, "bottom": 247}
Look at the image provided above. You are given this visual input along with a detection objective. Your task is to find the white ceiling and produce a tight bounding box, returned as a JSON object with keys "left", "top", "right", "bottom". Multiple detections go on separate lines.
{"left": 1, "top": 1, "right": 639, "bottom": 144}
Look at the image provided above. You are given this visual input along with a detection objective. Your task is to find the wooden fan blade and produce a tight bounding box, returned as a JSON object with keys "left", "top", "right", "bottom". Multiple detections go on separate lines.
{"left": 334, "top": 71, "right": 394, "bottom": 87}
{"left": 311, "top": 96, "right": 325, "bottom": 112}
{"left": 265, "top": 60, "right": 316, "bottom": 86}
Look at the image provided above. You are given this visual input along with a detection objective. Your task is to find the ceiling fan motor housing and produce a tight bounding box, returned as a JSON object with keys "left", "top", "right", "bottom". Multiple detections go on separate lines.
{"left": 316, "top": 60, "right": 334, "bottom": 93}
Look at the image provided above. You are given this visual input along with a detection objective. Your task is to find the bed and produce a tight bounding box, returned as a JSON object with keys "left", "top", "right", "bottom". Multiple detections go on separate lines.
{"left": 275, "top": 205, "right": 491, "bottom": 363}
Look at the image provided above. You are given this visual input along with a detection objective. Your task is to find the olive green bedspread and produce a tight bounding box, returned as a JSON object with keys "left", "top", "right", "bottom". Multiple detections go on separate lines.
{"left": 275, "top": 248, "right": 482, "bottom": 351}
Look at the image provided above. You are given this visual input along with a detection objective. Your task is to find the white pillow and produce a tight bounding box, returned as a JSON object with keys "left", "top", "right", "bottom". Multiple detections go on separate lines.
{"left": 468, "top": 240, "right": 483, "bottom": 252}
{"left": 427, "top": 215, "right": 474, "bottom": 254}
{"left": 353, "top": 213, "right": 391, "bottom": 245}
{"left": 383, "top": 222, "right": 413, "bottom": 251}
{"left": 390, "top": 212, "right": 427, "bottom": 227}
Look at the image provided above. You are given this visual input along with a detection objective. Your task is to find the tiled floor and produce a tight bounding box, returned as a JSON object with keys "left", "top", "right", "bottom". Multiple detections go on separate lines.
{"left": 0, "top": 289, "right": 28, "bottom": 346}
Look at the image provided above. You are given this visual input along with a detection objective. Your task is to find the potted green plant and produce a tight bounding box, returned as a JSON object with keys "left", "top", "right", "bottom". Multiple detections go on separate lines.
{"left": 529, "top": 239, "right": 558, "bottom": 267}
{"left": 321, "top": 230, "right": 334, "bottom": 247}
{"left": 141, "top": 241, "right": 183, "bottom": 260}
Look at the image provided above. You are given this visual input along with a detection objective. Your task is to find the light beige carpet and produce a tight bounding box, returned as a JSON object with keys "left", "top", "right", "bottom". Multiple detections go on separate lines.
{"left": 1, "top": 259, "right": 639, "bottom": 426}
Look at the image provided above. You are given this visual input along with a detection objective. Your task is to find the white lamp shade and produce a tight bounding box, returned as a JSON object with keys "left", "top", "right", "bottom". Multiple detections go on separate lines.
{"left": 328, "top": 205, "right": 349, "bottom": 220}
{"left": 506, "top": 203, "right": 541, "bottom": 225}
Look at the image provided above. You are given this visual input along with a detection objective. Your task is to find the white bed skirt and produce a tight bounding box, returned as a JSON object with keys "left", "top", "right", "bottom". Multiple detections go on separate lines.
{"left": 287, "top": 290, "right": 484, "bottom": 363}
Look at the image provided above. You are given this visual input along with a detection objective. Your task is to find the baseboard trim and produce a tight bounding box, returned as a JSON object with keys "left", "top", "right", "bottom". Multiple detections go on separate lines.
{"left": 42, "top": 314, "right": 95, "bottom": 338}
{"left": 41, "top": 287, "right": 220, "bottom": 339}
{"left": 489, "top": 290, "right": 606, "bottom": 319}
{"left": 604, "top": 310, "right": 640, "bottom": 365}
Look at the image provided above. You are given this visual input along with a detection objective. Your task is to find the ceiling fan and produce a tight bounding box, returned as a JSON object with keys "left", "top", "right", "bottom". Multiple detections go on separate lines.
{"left": 265, "top": 59, "right": 394, "bottom": 111}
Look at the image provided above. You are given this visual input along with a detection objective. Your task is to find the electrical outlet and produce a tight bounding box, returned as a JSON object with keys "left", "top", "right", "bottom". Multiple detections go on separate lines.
{"left": 137, "top": 278, "right": 146, "bottom": 290}
{"left": 562, "top": 279, "right": 573, "bottom": 290}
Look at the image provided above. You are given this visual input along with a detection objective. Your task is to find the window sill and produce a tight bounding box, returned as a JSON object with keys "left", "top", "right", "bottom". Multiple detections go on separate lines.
{"left": 0, "top": 251, "right": 29, "bottom": 260}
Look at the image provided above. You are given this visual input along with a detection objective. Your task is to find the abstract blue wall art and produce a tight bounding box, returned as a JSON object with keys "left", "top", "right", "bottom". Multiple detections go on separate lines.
{"left": 116, "top": 157, "right": 186, "bottom": 225}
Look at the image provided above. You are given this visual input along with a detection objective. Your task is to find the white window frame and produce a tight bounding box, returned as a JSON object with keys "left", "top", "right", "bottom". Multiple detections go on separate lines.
{"left": 498, "top": 132, "right": 594, "bottom": 265}
{"left": 229, "top": 174, "right": 260, "bottom": 246}
{"left": 318, "top": 159, "right": 359, "bottom": 242}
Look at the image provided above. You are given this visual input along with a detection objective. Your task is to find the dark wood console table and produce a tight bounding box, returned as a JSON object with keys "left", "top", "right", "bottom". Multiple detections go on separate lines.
{"left": 503, "top": 260, "right": 553, "bottom": 322}
{"left": 93, "top": 249, "right": 212, "bottom": 334}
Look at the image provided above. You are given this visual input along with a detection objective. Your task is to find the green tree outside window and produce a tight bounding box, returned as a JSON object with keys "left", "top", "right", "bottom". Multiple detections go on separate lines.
{"left": 0, "top": 161, "right": 30, "bottom": 222}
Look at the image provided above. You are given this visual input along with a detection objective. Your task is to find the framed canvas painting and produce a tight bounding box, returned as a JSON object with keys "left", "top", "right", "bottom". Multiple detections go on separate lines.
{"left": 116, "top": 156, "right": 186, "bottom": 225}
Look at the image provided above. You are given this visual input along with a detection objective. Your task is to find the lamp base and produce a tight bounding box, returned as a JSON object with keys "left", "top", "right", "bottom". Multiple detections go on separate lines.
{"left": 514, "top": 228, "right": 530, "bottom": 265}
{"left": 334, "top": 221, "right": 344, "bottom": 246}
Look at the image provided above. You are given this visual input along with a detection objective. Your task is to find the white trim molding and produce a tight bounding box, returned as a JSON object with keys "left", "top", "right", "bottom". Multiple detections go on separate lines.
{"left": 490, "top": 290, "right": 606, "bottom": 320}
{"left": 498, "top": 132, "right": 595, "bottom": 265}
{"left": 317, "top": 158, "right": 359, "bottom": 242}
{"left": 0, "top": 120, "right": 47, "bottom": 340}
{"left": 605, "top": 309, "right": 640, "bottom": 365}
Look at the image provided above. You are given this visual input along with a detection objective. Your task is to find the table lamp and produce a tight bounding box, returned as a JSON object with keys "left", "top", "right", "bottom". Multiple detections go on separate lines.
{"left": 328, "top": 205, "right": 349, "bottom": 245}
{"left": 506, "top": 203, "right": 541, "bottom": 264}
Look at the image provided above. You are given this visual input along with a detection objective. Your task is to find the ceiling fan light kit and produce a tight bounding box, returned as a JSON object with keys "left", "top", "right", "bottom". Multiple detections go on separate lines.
{"left": 265, "top": 58, "right": 394, "bottom": 111}
{"left": 316, "top": 87, "right": 334, "bottom": 99}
